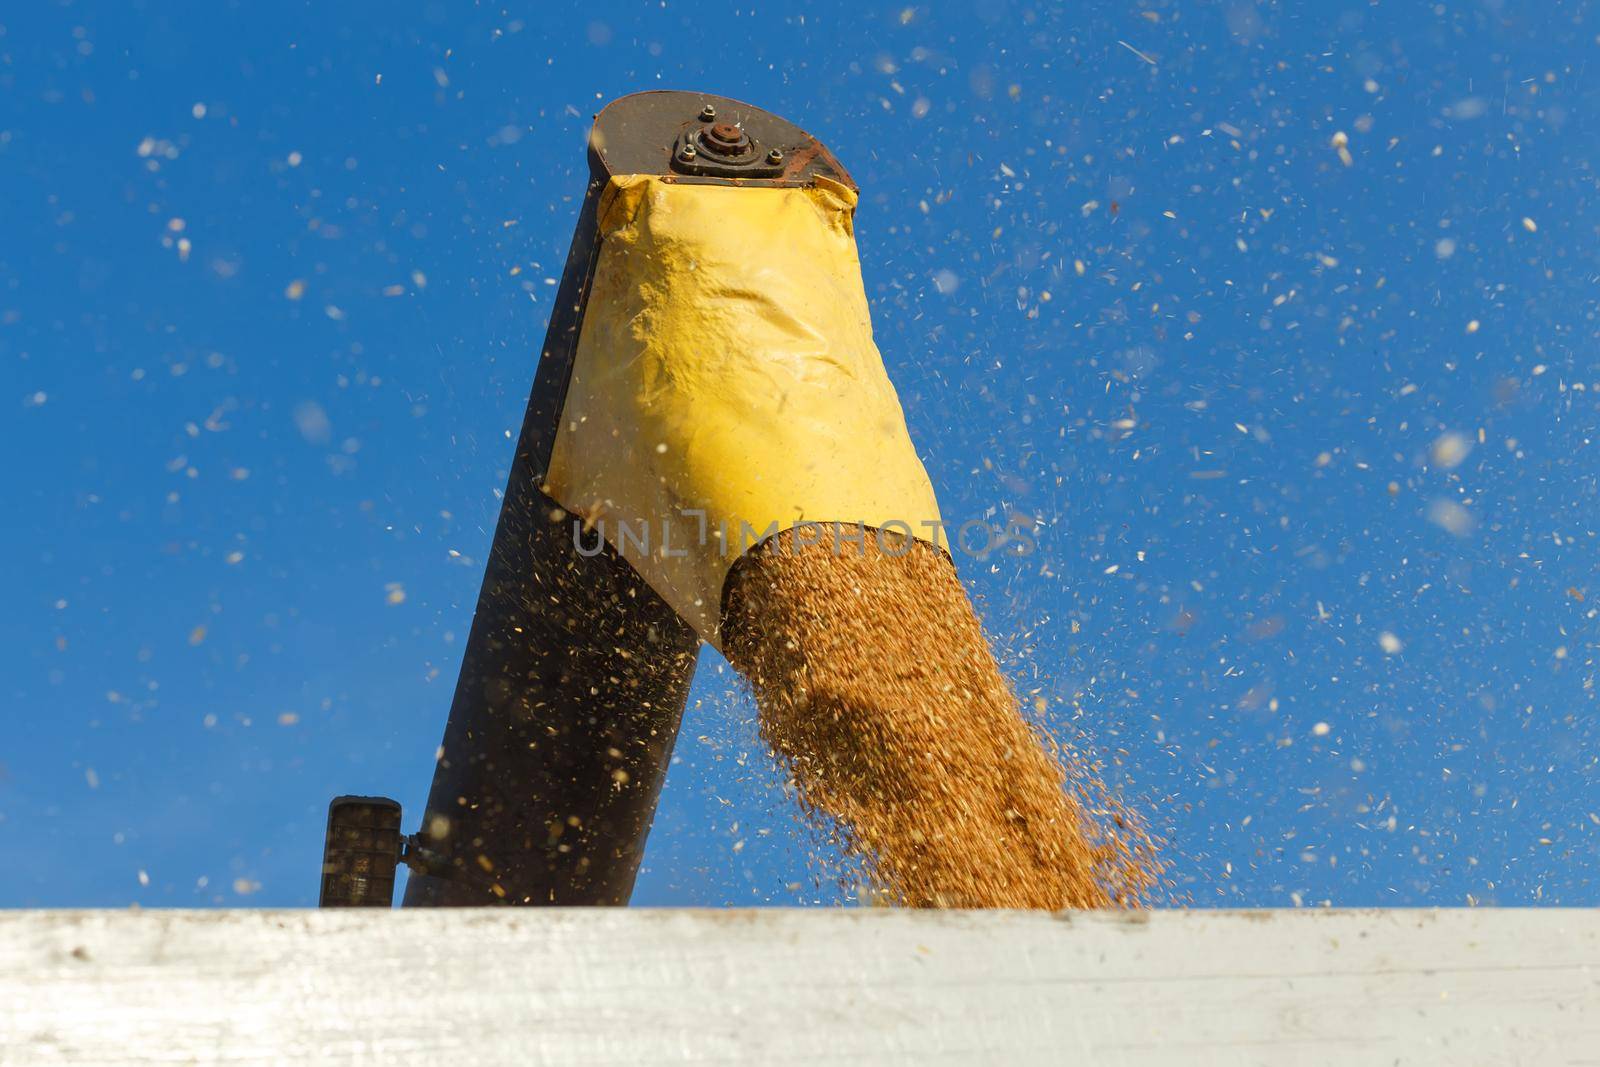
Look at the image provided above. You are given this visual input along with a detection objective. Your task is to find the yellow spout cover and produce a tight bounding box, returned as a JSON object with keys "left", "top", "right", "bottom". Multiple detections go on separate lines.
{"left": 543, "top": 175, "right": 942, "bottom": 646}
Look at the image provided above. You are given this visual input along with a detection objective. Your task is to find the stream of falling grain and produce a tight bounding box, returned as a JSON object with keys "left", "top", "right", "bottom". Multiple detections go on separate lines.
{"left": 724, "top": 526, "right": 1160, "bottom": 909}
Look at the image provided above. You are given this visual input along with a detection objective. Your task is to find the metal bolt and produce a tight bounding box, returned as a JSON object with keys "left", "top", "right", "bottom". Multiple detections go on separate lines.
{"left": 767, "top": 148, "right": 784, "bottom": 164}
{"left": 699, "top": 105, "right": 716, "bottom": 121}
{"left": 678, "top": 143, "right": 697, "bottom": 161}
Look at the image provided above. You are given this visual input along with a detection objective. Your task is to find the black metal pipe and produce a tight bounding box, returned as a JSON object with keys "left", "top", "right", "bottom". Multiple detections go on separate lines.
{"left": 403, "top": 92, "right": 853, "bottom": 906}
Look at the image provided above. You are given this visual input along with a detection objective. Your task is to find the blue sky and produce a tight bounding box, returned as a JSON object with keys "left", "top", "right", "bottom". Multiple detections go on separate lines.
{"left": 2, "top": 0, "right": 1596, "bottom": 908}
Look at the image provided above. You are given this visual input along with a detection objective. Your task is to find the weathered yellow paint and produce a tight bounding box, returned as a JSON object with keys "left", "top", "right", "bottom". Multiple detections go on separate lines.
{"left": 544, "top": 175, "right": 941, "bottom": 645}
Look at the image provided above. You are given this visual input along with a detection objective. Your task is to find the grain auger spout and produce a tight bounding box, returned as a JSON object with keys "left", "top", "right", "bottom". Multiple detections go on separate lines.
{"left": 320, "top": 90, "right": 1154, "bottom": 910}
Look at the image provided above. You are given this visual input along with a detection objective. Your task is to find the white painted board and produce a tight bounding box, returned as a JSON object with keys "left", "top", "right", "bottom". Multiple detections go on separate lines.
{"left": 2, "top": 908, "right": 1597, "bottom": 1065}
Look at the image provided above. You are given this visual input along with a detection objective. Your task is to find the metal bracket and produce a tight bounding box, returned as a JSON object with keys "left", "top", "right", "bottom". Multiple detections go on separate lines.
{"left": 319, "top": 796, "right": 505, "bottom": 907}
{"left": 669, "top": 107, "right": 786, "bottom": 178}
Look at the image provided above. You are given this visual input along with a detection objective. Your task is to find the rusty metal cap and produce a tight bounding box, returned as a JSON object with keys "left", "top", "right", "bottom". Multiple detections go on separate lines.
{"left": 700, "top": 122, "right": 751, "bottom": 157}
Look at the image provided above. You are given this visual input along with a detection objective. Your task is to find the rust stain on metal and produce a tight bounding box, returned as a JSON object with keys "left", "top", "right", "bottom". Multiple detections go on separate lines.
{"left": 780, "top": 142, "right": 824, "bottom": 182}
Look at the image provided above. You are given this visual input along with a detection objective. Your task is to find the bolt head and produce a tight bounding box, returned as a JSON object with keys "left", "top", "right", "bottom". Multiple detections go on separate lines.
{"left": 767, "top": 148, "right": 784, "bottom": 164}
{"left": 699, "top": 105, "right": 716, "bottom": 121}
